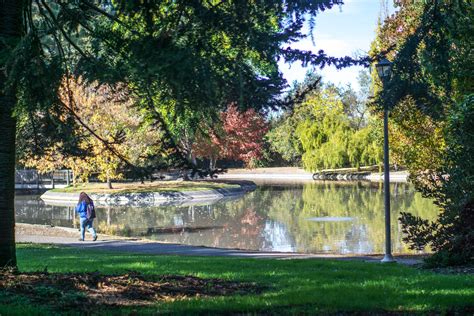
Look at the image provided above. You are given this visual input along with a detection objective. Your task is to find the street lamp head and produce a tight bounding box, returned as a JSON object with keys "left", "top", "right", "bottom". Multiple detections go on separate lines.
{"left": 375, "top": 58, "right": 392, "bottom": 80}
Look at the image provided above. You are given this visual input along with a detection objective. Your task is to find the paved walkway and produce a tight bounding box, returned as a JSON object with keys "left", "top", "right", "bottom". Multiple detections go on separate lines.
{"left": 16, "top": 223, "right": 423, "bottom": 265}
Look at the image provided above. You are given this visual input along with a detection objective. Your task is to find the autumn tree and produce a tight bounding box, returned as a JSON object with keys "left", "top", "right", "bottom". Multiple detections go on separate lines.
{"left": 20, "top": 78, "right": 163, "bottom": 189}
{"left": 194, "top": 104, "right": 268, "bottom": 169}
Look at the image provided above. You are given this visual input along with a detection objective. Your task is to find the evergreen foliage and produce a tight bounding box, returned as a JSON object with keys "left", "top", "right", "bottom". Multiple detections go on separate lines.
{"left": 2, "top": 0, "right": 369, "bottom": 267}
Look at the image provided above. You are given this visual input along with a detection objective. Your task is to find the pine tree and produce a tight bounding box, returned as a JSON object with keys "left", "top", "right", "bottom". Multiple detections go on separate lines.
{"left": 1, "top": 0, "right": 364, "bottom": 268}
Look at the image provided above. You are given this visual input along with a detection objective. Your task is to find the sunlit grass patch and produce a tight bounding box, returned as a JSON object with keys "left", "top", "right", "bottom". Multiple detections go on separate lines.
{"left": 7, "top": 244, "right": 474, "bottom": 314}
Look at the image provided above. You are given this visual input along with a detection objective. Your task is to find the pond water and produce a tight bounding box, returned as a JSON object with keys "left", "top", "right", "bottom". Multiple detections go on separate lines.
{"left": 15, "top": 181, "right": 439, "bottom": 255}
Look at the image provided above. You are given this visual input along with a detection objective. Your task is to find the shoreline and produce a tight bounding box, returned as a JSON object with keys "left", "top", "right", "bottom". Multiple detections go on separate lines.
{"left": 40, "top": 180, "right": 256, "bottom": 206}
{"left": 15, "top": 223, "right": 427, "bottom": 264}
{"left": 219, "top": 167, "right": 409, "bottom": 182}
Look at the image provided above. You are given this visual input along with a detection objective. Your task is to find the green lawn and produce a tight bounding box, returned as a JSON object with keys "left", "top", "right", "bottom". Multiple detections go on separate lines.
{"left": 50, "top": 180, "right": 240, "bottom": 194}
{"left": 2, "top": 244, "right": 473, "bottom": 315}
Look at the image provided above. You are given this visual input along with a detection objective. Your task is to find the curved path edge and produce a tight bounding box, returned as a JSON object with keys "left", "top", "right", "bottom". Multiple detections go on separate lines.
{"left": 15, "top": 224, "right": 423, "bottom": 265}
{"left": 40, "top": 181, "right": 256, "bottom": 207}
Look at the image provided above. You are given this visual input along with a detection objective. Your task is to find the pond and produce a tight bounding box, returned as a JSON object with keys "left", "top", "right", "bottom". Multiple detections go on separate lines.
{"left": 15, "top": 180, "right": 439, "bottom": 255}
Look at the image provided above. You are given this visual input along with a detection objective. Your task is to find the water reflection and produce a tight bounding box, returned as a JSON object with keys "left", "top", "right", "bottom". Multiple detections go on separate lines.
{"left": 15, "top": 182, "right": 439, "bottom": 254}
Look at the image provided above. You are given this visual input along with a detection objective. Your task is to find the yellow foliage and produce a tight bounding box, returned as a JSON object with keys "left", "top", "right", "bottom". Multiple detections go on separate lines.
{"left": 22, "top": 77, "right": 162, "bottom": 185}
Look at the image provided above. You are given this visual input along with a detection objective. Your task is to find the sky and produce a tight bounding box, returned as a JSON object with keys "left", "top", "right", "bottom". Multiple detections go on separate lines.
{"left": 279, "top": 0, "right": 396, "bottom": 92}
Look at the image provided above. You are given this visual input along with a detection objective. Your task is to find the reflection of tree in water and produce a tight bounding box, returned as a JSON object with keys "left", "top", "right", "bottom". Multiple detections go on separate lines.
{"left": 191, "top": 206, "right": 267, "bottom": 250}
{"left": 84, "top": 191, "right": 269, "bottom": 250}
{"left": 139, "top": 187, "right": 287, "bottom": 250}
{"left": 15, "top": 183, "right": 439, "bottom": 254}
{"left": 15, "top": 195, "right": 77, "bottom": 227}
{"left": 262, "top": 220, "right": 295, "bottom": 252}
{"left": 239, "top": 208, "right": 263, "bottom": 238}
{"left": 266, "top": 182, "right": 439, "bottom": 254}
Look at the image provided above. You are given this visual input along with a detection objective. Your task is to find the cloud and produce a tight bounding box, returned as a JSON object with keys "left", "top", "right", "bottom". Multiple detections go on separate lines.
{"left": 279, "top": 0, "right": 395, "bottom": 91}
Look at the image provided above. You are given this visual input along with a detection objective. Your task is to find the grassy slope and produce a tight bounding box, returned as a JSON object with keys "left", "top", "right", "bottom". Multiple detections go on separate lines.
{"left": 50, "top": 181, "right": 240, "bottom": 194}
{"left": 2, "top": 244, "right": 472, "bottom": 315}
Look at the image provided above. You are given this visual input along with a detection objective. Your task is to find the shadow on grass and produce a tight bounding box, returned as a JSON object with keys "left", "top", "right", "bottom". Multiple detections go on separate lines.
{"left": 0, "top": 269, "right": 265, "bottom": 314}
{"left": 11, "top": 244, "right": 474, "bottom": 314}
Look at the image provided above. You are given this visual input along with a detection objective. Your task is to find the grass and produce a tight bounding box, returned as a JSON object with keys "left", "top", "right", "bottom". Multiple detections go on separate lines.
{"left": 1, "top": 244, "right": 472, "bottom": 315}
{"left": 50, "top": 180, "right": 240, "bottom": 194}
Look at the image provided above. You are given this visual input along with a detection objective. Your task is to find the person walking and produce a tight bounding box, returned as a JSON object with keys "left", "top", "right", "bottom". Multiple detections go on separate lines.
{"left": 76, "top": 192, "right": 98, "bottom": 241}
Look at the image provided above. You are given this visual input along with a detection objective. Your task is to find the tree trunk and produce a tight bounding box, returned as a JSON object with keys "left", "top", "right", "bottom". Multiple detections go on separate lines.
{"left": 187, "top": 151, "right": 197, "bottom": 168}
{"left": 209, "top": 157, "right": 216, "bottom": 171}
{"left": 182, "top": 169, "right": 190, "bottom": 181}
{"left": 107, "top": 207, "right": 111, "bottom": 226}
{"left": 0, "top": 89, "right": 17, "bottom": 268}
{"left": 106, "top": 174, "right": 113, "bottom": 189}
{"left": 0, "top": 0, "right": 24, "bottom": 268}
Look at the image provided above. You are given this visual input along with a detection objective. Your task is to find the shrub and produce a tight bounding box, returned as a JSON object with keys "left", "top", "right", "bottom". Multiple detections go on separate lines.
{"left": 400, "top": 95, "right": 474, "bottom": 267}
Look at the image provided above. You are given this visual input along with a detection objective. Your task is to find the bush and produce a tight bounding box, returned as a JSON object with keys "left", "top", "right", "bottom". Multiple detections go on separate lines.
{"left": 400, "top": 95, "right": 474, "bottom": 267}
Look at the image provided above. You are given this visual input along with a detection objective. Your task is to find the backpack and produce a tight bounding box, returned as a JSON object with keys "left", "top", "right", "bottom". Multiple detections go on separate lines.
{"left": 86, "top": 202, "right": 96, "bottom": 220}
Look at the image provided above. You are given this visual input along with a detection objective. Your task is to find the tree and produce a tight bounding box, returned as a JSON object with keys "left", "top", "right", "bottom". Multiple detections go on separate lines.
{"left": 400, "top": 95, "right": 474, "bottom": 266}
{"left": 369, "top": 1, "right": 448, "bottom": 175}
{"left": 296, "top": 87, "right": 351, "bottom": 170}
{"left": 267, "top": 115, "right": 304, "bottom": 165}
{"left": 1, "top": 0, "right": 369, "bottom": 268}
{"left": 194, "top": 104, "right": 268, "bottom": 169}
{"left": 388, "top": 98, "right": 445, "bottom": 174}
{"left": 0, "top": 0, "right": 24, "bottom": 268}
{"left": 266, "top": 73, "right": 323, "bottom": 165}
{"left": 156, "top": 104, "right": 216, "bottom": 170}
{"left": 268, "top": 70, "right": 381, "bottom": 170}
{"left": 21, "top": 77, "right": 163, "bottom": 188}
{"left": 371, "top": 0, "right": 473, "bottom": 265}
{"left": 346, "top": 121, "right": 383, "bottom": 169}
{"left": 269, "top": 82, "right": 382, "bottom": 171}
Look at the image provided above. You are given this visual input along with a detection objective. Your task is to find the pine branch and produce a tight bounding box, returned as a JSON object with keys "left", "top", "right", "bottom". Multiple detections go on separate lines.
{"left": 39, "top": 0, "right": 90, "bottom": 59}
{"left": 80, "top": 0, "right": 138, "bottom": 35}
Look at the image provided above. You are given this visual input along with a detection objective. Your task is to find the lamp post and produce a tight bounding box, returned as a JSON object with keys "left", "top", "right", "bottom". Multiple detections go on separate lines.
{"left": 375, "top": 58, "right": 395, "bottom": 263}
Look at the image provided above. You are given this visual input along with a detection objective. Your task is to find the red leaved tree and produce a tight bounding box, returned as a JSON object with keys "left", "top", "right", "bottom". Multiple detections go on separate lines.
{"left": 194, "top": 104, "right": 268, "bottom": 169}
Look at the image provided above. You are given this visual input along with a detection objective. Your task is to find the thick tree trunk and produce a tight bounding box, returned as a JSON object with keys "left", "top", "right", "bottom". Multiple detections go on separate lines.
{"left": 0, "top": 0, "right": 24, "bottom": 268}
{"left": 0, "top": 91, "right": 17, "bottom": 268}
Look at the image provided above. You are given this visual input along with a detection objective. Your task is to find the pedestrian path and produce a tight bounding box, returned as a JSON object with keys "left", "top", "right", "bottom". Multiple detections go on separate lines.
{"left": 16, "top": 223, "right": 423, "bottom": 265}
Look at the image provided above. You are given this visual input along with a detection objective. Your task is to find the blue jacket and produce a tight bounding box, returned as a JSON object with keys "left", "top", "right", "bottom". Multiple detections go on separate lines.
{"left": 76, "top": 201, "right": 89, "bottom": 219}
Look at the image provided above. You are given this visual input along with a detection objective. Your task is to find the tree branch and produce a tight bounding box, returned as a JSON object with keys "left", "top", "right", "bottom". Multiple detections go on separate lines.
{"left": 58, "top": 84, "right": 137, "bottom": 172}
{"left": 39, "top": 0, "right": 90, "bottom": 59}
{"left": 80, "top": 0, "right": 138, "bottom": 35}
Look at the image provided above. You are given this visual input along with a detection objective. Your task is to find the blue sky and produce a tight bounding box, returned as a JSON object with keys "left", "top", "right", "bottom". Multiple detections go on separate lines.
{"left": 279, "top": 0, "right": 396, "bottom": 92}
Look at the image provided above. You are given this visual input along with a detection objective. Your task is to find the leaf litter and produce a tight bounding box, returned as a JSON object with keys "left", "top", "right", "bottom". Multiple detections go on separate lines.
{"left": 0, "top": 269, "right": 265, "bottom": 309}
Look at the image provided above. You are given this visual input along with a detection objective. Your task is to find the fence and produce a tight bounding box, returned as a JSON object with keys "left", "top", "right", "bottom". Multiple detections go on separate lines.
{"left": 15, "top": 169, "right": 72, "bottom": 189}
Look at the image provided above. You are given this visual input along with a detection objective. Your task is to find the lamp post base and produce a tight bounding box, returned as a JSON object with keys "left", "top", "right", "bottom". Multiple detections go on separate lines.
{"left": 381, "top": 254, "right": 396, "bottom": 263}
